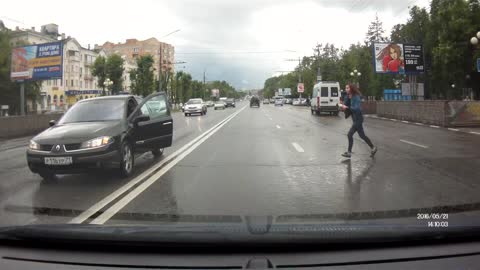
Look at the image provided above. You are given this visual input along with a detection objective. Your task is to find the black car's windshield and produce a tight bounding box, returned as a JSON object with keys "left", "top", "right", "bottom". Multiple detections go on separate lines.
{"left": 59, "top": 99, "right": 125, "bottom": 124}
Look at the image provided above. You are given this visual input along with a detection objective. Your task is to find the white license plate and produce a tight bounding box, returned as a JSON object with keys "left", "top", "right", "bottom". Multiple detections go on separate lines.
{"left": 44, "top": 157, "right": 73, "bottom": 165}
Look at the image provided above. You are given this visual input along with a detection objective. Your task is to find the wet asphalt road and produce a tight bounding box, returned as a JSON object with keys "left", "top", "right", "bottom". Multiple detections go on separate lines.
{"left": 1, "top": 101, "right": 480, "bottom": 226}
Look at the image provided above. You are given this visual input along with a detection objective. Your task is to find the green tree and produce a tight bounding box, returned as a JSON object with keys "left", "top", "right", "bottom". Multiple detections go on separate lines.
{"left": 0, "top": 29, "right": 16, "bottom": 113}
{"left": 92, "top": 56, "right": 106, "bottom": 93}
{"left": 365, "top": 13, "right": 387, "bottom": 45}
{"left": 106, "top": 54, "right": 124, "bottom": 94}
{"left": 130, "top": 55, "right": 155, "bottom": 97}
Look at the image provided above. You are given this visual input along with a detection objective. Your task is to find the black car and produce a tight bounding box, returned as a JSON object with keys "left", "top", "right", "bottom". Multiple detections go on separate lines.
{"left": 250, "top": 96, "right": 260, "bottom": 107}
{"left": 225, "top": 98, "right": 236, "bottom": 108}
{"left": 26, "top": 93, "right": 173, "bottom": 180}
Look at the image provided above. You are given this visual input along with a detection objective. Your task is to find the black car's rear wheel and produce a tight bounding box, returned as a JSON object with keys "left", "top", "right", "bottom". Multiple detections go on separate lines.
{"left": 120, "top": 142, "right": 134, "bottom": 177}
{"left": 152, "top": 148, "right": 164, "bottom": 158}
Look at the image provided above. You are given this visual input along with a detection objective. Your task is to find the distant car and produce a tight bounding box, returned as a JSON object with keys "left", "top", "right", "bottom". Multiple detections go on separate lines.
{"left": 225, "top": 98, "right": 236, "bottom": 108}
{"left": 184, "top": 98, "right": 207, "bottom": 116}
{"left": 274, "top": 97, "right": 284, "bottom": 106}
{"left": 206, "top": 101, "right": 214, "bottom": 107}
{"left": 263, "top": 99, "right": 270, "bottom": 104}
{"left": 292, "top": 99, "right": 301, "bottom": 106}
{"left": 214, "top": 101, "right": 226, "bottom": 110}
{"left": 285, "top": 98, "right": 293, "bottom": 104}
{"left": 250, "top": 96, "right": 260, "bottom": 107}
{"left": 26, "top": 93, "right": 173, "bottom": 180}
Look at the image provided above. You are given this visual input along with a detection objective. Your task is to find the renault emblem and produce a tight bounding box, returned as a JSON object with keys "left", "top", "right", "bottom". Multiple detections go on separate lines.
{"left": 55, "top": 145, "right": 61, "bottom": 151}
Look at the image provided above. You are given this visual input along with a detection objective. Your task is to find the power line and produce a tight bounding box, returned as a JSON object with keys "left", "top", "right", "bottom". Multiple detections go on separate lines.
{"left": 175, "top": 50, "right": 296, "bottom": 55}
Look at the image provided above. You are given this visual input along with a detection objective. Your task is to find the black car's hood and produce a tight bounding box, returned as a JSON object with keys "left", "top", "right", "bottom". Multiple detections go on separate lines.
{"left": 33, "top": 121, "right": 123, "bottom": 144}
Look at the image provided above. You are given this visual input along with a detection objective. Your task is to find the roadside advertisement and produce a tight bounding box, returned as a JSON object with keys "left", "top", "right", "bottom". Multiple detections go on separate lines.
{"left": 11, "top": 41, "right": 63, "bottom": 81}
{"left": 373, "top": 43, "right": 424, "bottom": 74}
{"left": 211, "top": 89, "right": 220, "bottom": 97}
{"left": 297, "top": 83, "right": 304, "bottom": 93}
{"left": 284, "top": 88, "right": 292, "bottom": 95}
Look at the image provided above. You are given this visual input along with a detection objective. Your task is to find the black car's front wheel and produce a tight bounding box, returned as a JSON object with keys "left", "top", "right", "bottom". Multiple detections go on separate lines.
{"left": 119, "top": 142, "right": 134, "bottom": 177}
{"left": 152, "top": 148, "right": 164, "bottom": 158}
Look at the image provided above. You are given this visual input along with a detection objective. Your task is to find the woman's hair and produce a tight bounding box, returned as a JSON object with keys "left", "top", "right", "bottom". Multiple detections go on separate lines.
{"left": 347, "top": 84, "right": 362, "bottom": 96}
{"left": 376, "top": 43, "right": 402, "bottom": 60}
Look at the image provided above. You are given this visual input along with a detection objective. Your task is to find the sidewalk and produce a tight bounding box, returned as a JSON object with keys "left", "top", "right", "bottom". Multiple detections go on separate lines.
{"left": 0, "top": 136, "right": 31, "bottom": 152}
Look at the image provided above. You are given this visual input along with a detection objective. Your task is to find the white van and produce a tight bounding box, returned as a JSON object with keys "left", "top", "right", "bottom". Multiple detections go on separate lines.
{"left": 311, "top": 81, "right": 340, "bottom": 115}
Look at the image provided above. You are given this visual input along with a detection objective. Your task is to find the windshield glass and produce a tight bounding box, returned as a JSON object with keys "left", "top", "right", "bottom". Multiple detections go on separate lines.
{"left": 187, "top": 100, "right": 202, "bottom": 104}
{"left": 2, "top": 0, "right": 480, "bottom": 246}
{"left": 58, "top": 99, "right": 125, "bottom": 123}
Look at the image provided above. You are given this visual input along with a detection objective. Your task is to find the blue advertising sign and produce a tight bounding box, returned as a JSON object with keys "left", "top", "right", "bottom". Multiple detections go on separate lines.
{"left": 11, "top": 41, "right": 63, "bottom": 81}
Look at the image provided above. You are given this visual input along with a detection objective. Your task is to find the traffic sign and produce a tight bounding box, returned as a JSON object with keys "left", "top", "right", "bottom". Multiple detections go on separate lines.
{"left": 297, "top": 83, "right": 304, "bottom": 93}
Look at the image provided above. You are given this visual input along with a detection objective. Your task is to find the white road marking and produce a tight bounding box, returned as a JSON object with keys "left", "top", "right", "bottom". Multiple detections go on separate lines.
{"left": 470, "top": 131, "right": 480, "bottom": 135}
{"left": 89, "top": 106, "right": 247, "bottom": 225}
{"left": 69, "top": 106, "right": 247, "bottom": 224}
{"left": 390, "top": 119, "right": 398, "bottom": 122}
{"left": 276, "top": 125, "right": 281, "bottom": 129}
{"left": 400, "top": 139, "right": 428, "bottom": 149}
{"left": 268, "top": 117, "right": 273, "bottom": 121}
{"left": 291, "top": 142, "right": 305, "bottom": 153}
{"left": 401, "top": 120, "right": 409, "bottom": 123}
{"left": 415, "top": 123, "right": 424, "bottom": 126}
{"left": 430, "top": 125, "right": 440, "bottom": 128}
{"left": 448, "top": 128, "right": 459, "bottom": 132}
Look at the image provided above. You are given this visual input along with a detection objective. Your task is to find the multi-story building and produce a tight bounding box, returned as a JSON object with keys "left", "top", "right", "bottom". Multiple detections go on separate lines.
{"left": 97, "top": 38, "right": 175, "bottom": 85}
{"left": 9, "top": 24, "right": 103, "bottom": 112}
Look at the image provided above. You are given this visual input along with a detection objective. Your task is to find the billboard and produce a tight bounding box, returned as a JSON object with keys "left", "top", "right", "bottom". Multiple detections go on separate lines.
{"left": 11, "top": 41, "right": 63, "bottom": 81}
{"left": 211, "top": 89, "right": 220, "bottom": 97}
{"left": 373, "top": 43, "right": 424, "bottom": 74}
{"left": 297, "top": 83, "right": 304, "bottom": 93}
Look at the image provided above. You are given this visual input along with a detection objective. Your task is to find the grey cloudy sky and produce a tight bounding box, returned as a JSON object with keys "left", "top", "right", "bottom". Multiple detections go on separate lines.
{"left": 2, "top": 0, "right": 429, "bottom": 89}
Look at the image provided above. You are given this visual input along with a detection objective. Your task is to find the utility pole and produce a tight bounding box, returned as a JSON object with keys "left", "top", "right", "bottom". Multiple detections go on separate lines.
{"left": 158, "top": 44, "right": 163, "bottom": 92}
{"left": 203, "top": 69, "right": 206, "bottom": 100}
{"left": 315, "top": 43, "right": 322, "bottom": 82}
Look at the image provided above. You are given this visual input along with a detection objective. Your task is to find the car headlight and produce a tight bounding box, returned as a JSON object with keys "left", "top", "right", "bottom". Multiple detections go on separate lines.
{"left": 80, "top": 136, "right": 114, "bottom": 149}
{"left": 29, "top": 140, "right": 40, "bottom": 150}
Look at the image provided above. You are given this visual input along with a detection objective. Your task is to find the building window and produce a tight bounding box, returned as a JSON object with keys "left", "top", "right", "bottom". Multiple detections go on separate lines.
{"left": 53, "top": 95, "right": 58, "bottom": 106}
{"left": 80, "top": 67, "right": 82, "bottom": 75}
{"left": 80, "top": 81, "right": 82, "bottom": 88}
{"left": 60, "top": 95, "right": 64, "bottom": 106}
{"left": 47, "top": 95, "right": 51, "bottom": 106}
{"left": 133, "top": 47, "right": 139, "bottom": 53}
{"left": 71, "top": 80, "right": 74, "bottom": 87}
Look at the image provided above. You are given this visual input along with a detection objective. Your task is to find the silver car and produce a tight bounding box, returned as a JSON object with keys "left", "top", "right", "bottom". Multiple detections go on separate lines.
{"left": 184, "top": 99, "right": 207, "bottom": 116}
{"left": 214, "top": 101, "right": 226, "bottom": 110}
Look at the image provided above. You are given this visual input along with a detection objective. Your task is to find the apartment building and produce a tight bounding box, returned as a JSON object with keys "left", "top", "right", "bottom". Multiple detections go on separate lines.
{"left": 98, "top": 38, "right": 175, "bottom": 82}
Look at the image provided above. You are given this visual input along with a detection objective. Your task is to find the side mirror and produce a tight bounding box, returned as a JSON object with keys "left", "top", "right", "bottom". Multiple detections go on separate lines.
{"left": 49, "top": 120, "right": 56, "bottom": 127}
{"left": 133, "top": 115, "right": 150, "bottom": 126}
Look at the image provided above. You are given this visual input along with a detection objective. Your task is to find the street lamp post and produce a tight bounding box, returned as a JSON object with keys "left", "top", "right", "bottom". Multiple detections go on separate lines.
{"left": 468, "top": 31, "right": 480, "bottom": 100}
{"left": 158, "top": 29, "right": 181, "bottom": 93}
{"left": 350, "top": 69, "right": 361, "bottom": 89}
{"left": 104, "top": 78, "right": 113, "bottom": 96}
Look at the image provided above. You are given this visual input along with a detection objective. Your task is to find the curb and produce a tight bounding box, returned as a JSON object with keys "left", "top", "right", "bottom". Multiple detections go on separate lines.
{"left": 363, "top": 115, "right": 480, "bottom": 136}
